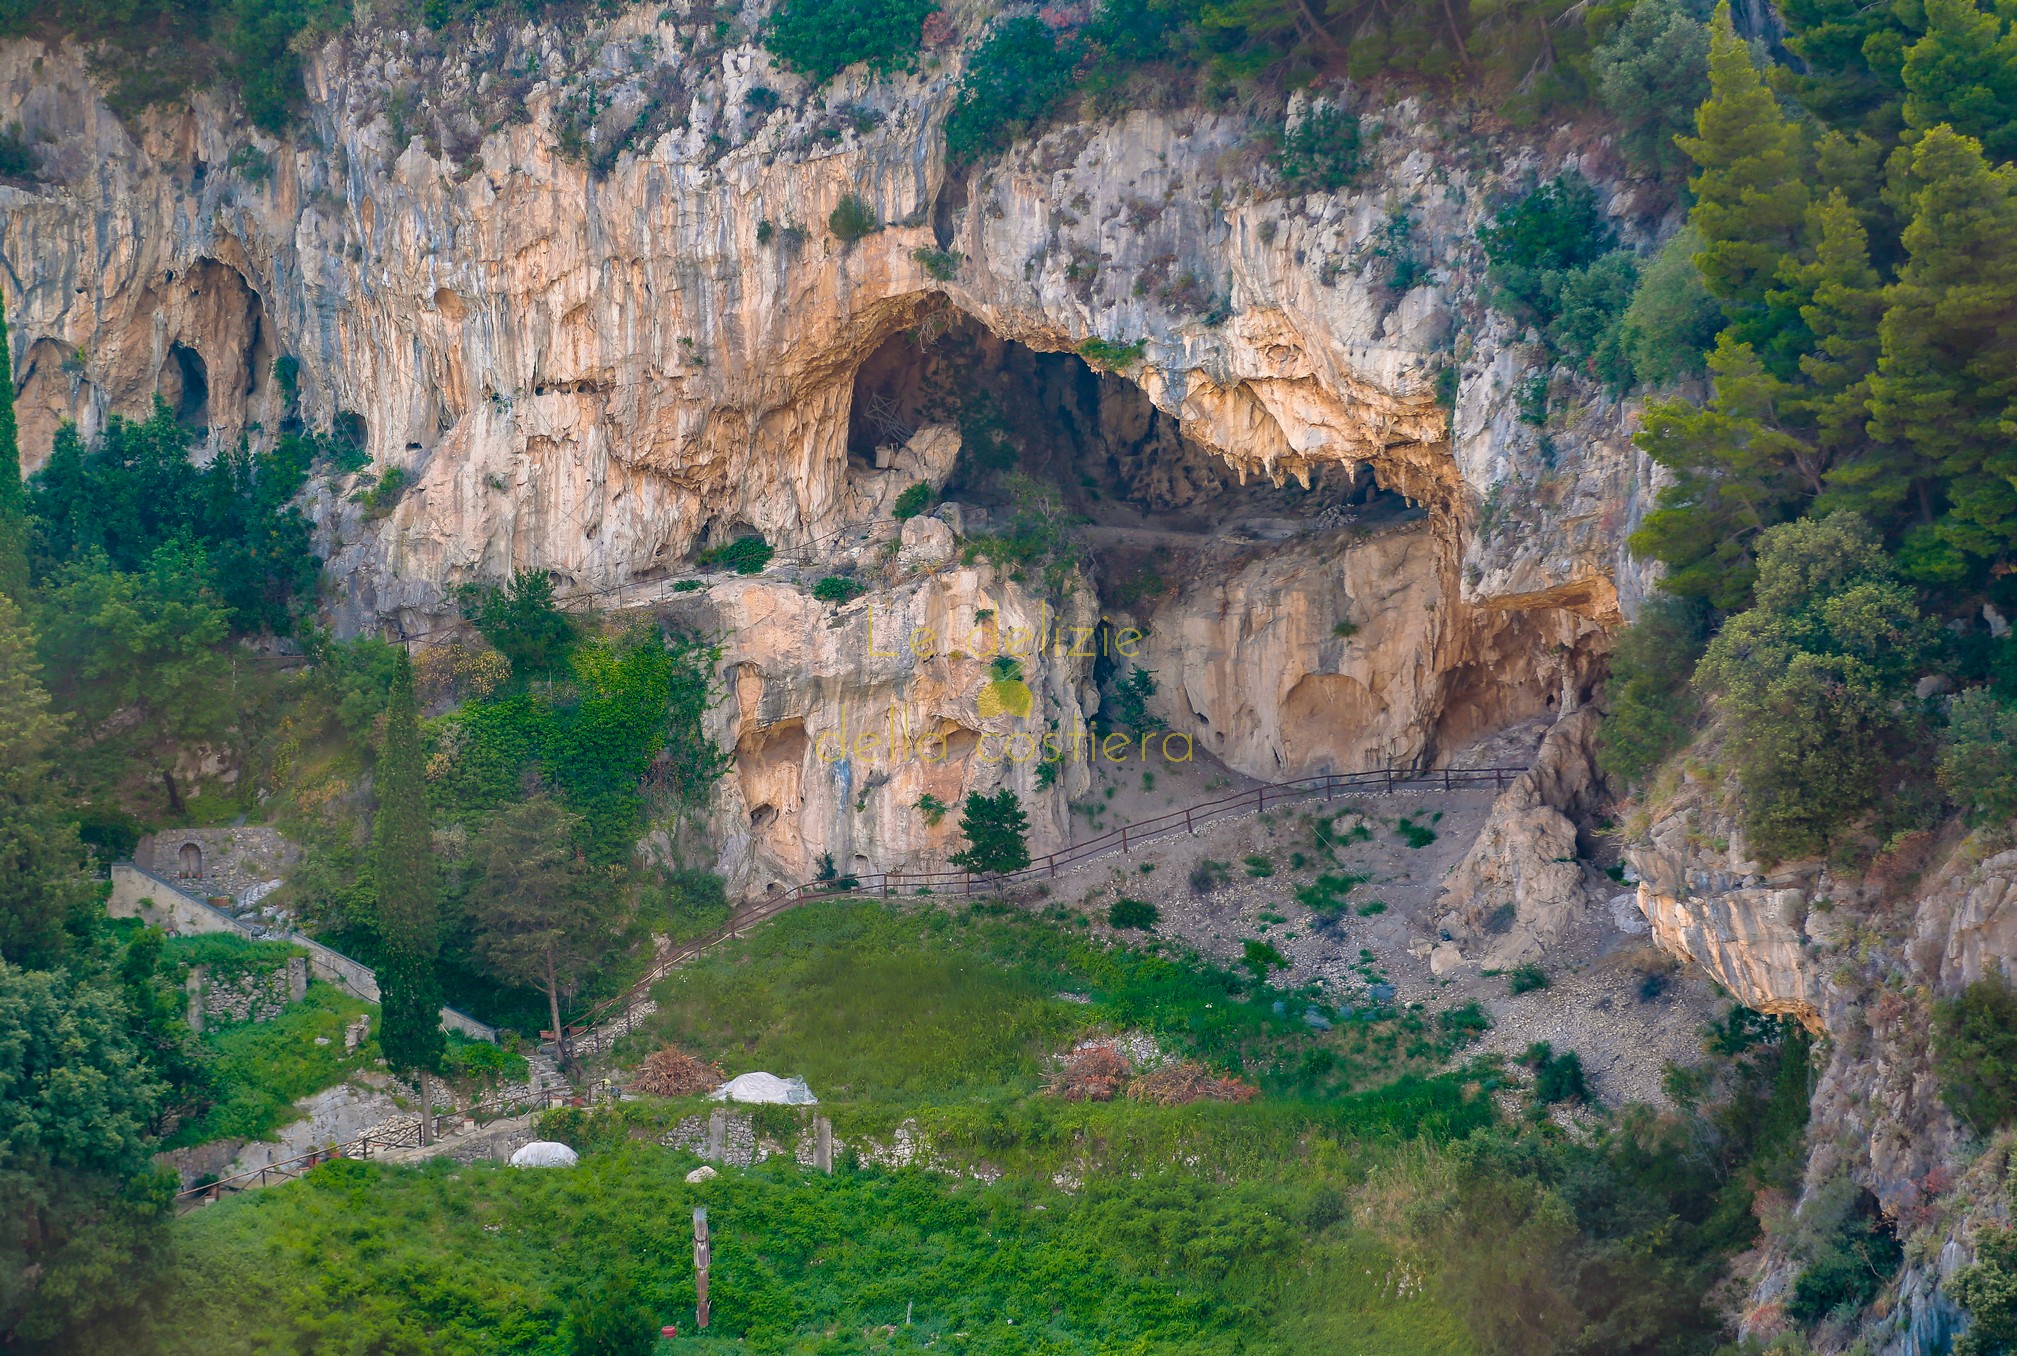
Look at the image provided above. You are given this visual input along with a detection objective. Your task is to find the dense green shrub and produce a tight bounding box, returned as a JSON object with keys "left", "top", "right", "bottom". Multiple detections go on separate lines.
{"left": 1507, "top": 963, "right": 1550, "bottom": 995}
{"left": 1598, "top": 593, "right": 1710, "bottom": 785}
{"left": 912, "top": 247, "right": 962, "bottom": 281}
{"left": 456, "top": 569, "right": 580, "bottom": 681}
{"left": 1934, "top": 976, "right": 2017, "bottom": 1134}
{"left": 810, "top": 575, "right": 863, "bottom": 604}
{"left": 943, "top": 17, "right": 1082, "bottom": 165}
{"left": 891, "top": 481, "right": 935, "bottom": 520}
{"left": 1618, "top": 227, "right": 1723, "bottom": 385}
{"left": 826, "top": 193, "right": 879, "bottom": 242}
{"left": 1522, "top": 1041, "right": 1586, "bottom": 1103}
{"left": 1479, "top": 174, "right": 1618, "bottom": 327}
{"left": 697, "top": 535, "right": 774, "bottom": 574}
{"left": 1954, "top": 1221, "right": 2017, "bottom": 1356}
{"left": 1077, "top": 336, "right": 1148, "bottom": 371}
{"left": 1940, "top": 689, "right": 2017, "bottom": 825}
{"left": 1786, "top": 1184, "right": 1902, "bottom": 1322}
{"left": 1108, "top": 896, "right": 1160, "bottom": 930}
{"left": 761, "top": 0, "right": 934, "bottom": 82}
{"left": 1545, "top": 248, "right": 1639, "bottom": 386}
{"left": 0, "top": 124, "right": 34, "bottom": 178}
{"left": 1275, "top": 105, "right": 1363, "bottom": 194}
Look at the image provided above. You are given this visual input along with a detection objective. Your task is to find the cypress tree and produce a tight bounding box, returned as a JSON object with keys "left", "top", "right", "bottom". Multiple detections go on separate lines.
{"left": 0, "top": 289, "right": 28, "bottom": 603}
{"left": 371, "top": 649, "right": 445, "bottom": 1130}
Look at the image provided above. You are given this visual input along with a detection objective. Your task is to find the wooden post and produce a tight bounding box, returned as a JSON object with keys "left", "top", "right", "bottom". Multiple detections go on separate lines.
{"left": 815, "top": 1116, "right": 833, "bottom": 1173}
{"left": 693, "top": 1206, "right": 712, "bottom": 1330}
{"left": 707, "top": 1108, "right": 727, "bottom": 1162}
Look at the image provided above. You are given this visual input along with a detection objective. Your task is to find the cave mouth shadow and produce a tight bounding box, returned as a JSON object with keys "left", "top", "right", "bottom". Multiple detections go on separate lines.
{"left": 845, "top": 309, "right": 1419, "bottom": 608}
{"left": 163, "top": 342, "right": 211, "bottom": 429}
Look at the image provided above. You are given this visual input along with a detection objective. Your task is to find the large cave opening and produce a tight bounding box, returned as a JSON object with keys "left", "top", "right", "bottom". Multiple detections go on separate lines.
{"left": 845, "top": 311, "right": 1421, "bottom": 621}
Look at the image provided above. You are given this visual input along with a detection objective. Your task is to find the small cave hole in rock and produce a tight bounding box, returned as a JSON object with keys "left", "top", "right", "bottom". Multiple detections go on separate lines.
{"left": 845, "top": 310, "right": 1418, "bottom": 619}
{"left": 161, "top": 343, "right": 210, "bottom": 429}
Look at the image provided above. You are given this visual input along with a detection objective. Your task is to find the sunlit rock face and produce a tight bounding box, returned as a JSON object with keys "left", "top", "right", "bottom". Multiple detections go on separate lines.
{"left": 1, "top": 9, "right": 1642, "bottom": 881}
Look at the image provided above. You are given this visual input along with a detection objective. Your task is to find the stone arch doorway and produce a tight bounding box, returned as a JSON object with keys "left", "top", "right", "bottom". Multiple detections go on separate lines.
{"left": 178, "top": 842, "right": 203, "bottom": 878}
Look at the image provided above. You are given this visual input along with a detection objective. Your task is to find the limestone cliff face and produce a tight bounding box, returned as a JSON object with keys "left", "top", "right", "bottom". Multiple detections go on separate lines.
{"left": 659, "top": 553, "right": 1099, "bottom": 891}
{"left": 0, "top": 14, "right": 1639, "bottom": 625}
{"left": 1, "top": 8, "right": 1646, "bottom": 885}
{"left": 1625, "top": 758, "right": 2017, "bottom": 1354}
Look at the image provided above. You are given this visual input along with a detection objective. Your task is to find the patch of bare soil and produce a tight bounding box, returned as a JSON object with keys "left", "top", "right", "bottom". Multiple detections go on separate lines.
{"left": 1011, "top": 742, "right": 1721, "bottom": 1110}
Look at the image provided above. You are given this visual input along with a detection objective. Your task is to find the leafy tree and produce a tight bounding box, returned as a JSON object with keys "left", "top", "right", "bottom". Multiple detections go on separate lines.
{"left": 1940, "top": 689, "right": 2017, "bottom": 824}
{"left": 467, "top": 795, "right": 628, "bottom": 1073}
{"left": 35, "top": 543, "right": 236, "bottom": 814}
{"left": 1694, "top": 513, "right": 1931, "bottom": 860}
{"left": 1788, "top": 193, "right": 1889, "bottom": 522}
{"left": 1631, "top": 338, "right": 1820, "bottom": 607}
{"left": 27, "top": 407, "right": 318, "bottom": 634}
{"left": 0, "top": 593, "right": 93, "bottom": 965}
{"left": 949, "top": 788, "right": 1032, "bottom": 878}
{"left": 1953, "top": 1218, "right": 2017, "bottom": 1356}
{"left": 760, "top": 0, "right": 934, "bottom": 83}
{"left": 1901, "top": 0, "right": 2017, "bottom": 162}
{"left": 459, "top": 569, "right": 579, "bottom": 681}
{"left": 0, "top": 961, "right": 172, "bottom": 1348}
{"left": 1934, "top": 975, "right": 2017, "bottom": 1133}
{"left": 1598, "top": 594, "right": 1711, "bottom": 785}
{"left": 1678, "top": 5, "right": 1812, "bottom": 364}
{"left": 372, "top": 651, "right": 445, "bottom": 1107}
{"left": 1591, "top": 0, "right": 1713, "bottom": 183}
{"left": 1618, "top": 227, "right": 1725, "bottom": 384}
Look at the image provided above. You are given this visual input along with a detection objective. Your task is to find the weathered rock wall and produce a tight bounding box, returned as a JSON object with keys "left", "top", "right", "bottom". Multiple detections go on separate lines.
{"left": 1626, "top": 754, "right": 2017, "bottom": 1353}
{"left": 0, "top": 13, "right": 1645, "bottom": 629}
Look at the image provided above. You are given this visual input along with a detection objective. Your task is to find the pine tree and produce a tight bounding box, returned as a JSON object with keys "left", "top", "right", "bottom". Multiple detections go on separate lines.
{"left": 467, "top": 794, "right": 625, "bottom": 1077}
{"left": 371, "top": 649, "right": 445, "bottom": 1126}
{"left": 1786, "top": 193, "right": 1899, "bottom": 526}
{"left": 1679, "top": 4, "right": 1814, "bottom": 366}
{"left": 949, "top": 788, "right": 1032, "bottom": 878}
{"left": 0, "top": 289, "right": 28, "bottom": 603}
{"left": 1631, "top": 336, "right": 1821, "bottom": 608}
{"left": 1901, "top": 0, "right": 2017, "bottom": 162}
{"left": 1867, "top": 126, "right": 2017, "bottom": 566}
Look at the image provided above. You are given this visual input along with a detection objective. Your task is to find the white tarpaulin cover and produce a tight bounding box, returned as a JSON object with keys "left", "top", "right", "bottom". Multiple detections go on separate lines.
{"left": 509, "top": 1140, "right": 579, "bottom": 1167}
{"left": 709, "top": 1072, "right": 818, "bottom": 1105}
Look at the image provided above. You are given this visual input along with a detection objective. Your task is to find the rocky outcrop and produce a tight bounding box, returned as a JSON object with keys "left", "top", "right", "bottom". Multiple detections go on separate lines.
{"left": 1623, "top": 750, "right": 2017, "bottom": 1353}
{"left": 649, "top": 550, "right": 1097, "bottom": 891}
{"left": 1428, "top": 703, "right": 1605, "bottom": 970}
